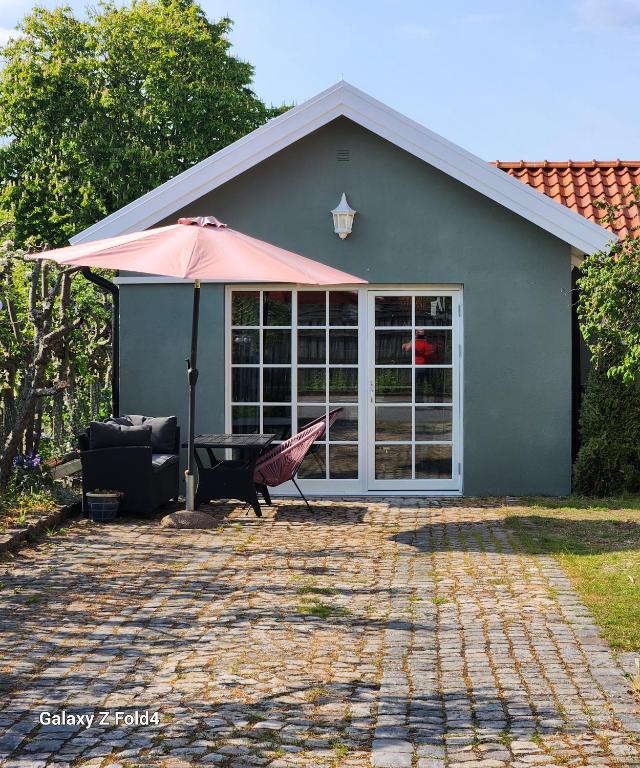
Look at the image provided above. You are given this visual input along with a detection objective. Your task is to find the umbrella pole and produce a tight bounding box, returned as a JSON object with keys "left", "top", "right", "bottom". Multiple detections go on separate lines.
{"left": 185, "top": 279, "right": 201, "bottom": 512}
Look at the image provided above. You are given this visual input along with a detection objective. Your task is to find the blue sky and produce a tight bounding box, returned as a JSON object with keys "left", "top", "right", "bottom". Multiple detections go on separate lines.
{"left": 1, "top": 0, "right": 639, "bottom": 160}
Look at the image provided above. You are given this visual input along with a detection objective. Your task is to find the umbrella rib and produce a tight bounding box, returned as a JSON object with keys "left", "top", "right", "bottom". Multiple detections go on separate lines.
{"left": 182, "top": 232, "right": 201, "bottom": 279}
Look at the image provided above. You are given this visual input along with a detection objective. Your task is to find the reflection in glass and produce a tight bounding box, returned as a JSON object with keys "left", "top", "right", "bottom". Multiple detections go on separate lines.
{"left": 375, "top": 369, "right": 412, "bottom": 402}
{"left": 263, "top": 368, "right": 291, "bottom": 402}
{"left": 415, "top": 369, "right": 452, "bottom": 403}
{"left": 415, "top": 296, "right": 452, "bottom": 326}
{"left": 415, "top": 444, "right": 452, "bottom": 478}
{"left": 232, "top": 329, "right": 258, "bottom": 363}
{"left": 329, "top": 291, "right": 358, "bottom": 326}
{"left": 232, "top": 368, "right": 259, "bottom": 403}
{"left": 298, "top": 443, "right": 326, "bottom": 479}
{"left": 413, "top": 330, "right": 452, "bottom": 365}
{"left": 375, "top": 330, "right": 412, "bottom": 365}
{"left": 375, "top": 295, "right": 412, "bottom": 326}
{"left": 329, "top": 445, "right": 358, "bottom": 479}
{"left": 298, "top": 330, "right": 326, "bottom": 364}
{"left": 329, "top": 330, "right": 358, "bottom": 364}
{"left": 329, "top": 368, "right": 357, "bottom": 402}
{"left": 232, "top": 291, "right": 259, "bottom": 326}
{"left": 375, "top": 444, "right": 412, "bottom": 479}
{"left": 375, "top": 406, "right": 412, "bottom": 441}
{"left": 298, "top": 368, "right": 325, "bottom": 402}
{"left": 330, "top": 406, "right": 358, "bottom": 441}
{"left": 263, "top": 406, "right": 292, "bottom": 440}
{"left": 232, "top": 405, "right": 259, "bottom": 434}
{"left": 263, "top": 330, "right": 291, "bottom": 364}
{"left": 263, "top": 291, "right": 291, "bottom": 326}
{"left": 298, "top": 291, "right": 326, "bottom": 326}
{"left": 298, "top": 406, "right": 325, "bottom": 431}
{"left": 415, "top": 407, "right": 452, "bottom": 440}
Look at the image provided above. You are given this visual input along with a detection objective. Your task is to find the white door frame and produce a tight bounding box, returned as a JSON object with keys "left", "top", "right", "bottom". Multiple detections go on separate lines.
{"left": 366, "top": 289, "right": 463, "bottom": 493}
{"left": 224, "top": 284, "right": 463, "bottom": 496}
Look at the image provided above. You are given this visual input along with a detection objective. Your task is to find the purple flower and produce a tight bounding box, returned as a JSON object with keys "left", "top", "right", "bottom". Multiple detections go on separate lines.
{"left": 12, "top": 452, "right": 42, "bottom": 470}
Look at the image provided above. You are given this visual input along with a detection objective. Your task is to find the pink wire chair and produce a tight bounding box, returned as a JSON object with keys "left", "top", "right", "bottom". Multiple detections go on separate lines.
{"left": 254, "top": 408, "right": 342, "bottom": 508}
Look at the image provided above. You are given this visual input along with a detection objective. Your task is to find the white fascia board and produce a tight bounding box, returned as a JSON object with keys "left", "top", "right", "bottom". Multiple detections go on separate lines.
{"left": 70, "top": 81, "right": 615, "bottom": 255}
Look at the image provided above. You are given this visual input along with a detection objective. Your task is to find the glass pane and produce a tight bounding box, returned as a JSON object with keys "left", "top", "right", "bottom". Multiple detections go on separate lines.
{"left": 375, "top": 369, "right": 412, "bottom": 402}
{"left": 232, "top": 291, "right": 259, "bottom": 326}
{"left": 375, "top": 445, "right": 412, "bottom": 479}
{"left": 414, "top": 330, "right": 452, "bottom": 365}
{"left": 298, "top": 291, "right": 326, "bottom": 326}
{"left": 298, "top": 330, "right": 326, "bottom": 364}
{"left": 298, "top": 405, "right": 326, "bottom": 431}
{"left": 263, "top": 330, "right": 291, "bottom": 364}
{"left": 298, "top": 443, "right": 326, "bottom": 479}
{"left": 231, "top": 329, "right": 259, "bottom": 364}
{"left": 263, "top": 291, "right": 291, "bottom": 326}
{"left": 329, "top": 330, "right": 358, "bottom": 364}
{"left": 232, "top": 368, "right": 259, "bottom": 403}
{"left": 375, "top": 406, "right": 412, "bottom": 441}
{"left": 415, "top": 444, "right": 452, "bottom": 479}
{"left": 330, "top": 406, "right": 358, "bottom": 441}
{"left": 329, "top": 445, "right": 358, "bottom": 479}
{"left": 375, "top": 330, "right": 412, "bottom": 365}
{"left": 415, "top": 296, "right": 452, "bottom": 326}
{"left": 415, "top": 369, "right": 452, "bottom": 403}
{"left": 329, "top": 368, "right": 357, "bottom": 402}
{"left": 298, "top": 368, "right": 326, "bottom": 402}
{"left": 232, "top": 405, "right": 259, "bottom": 434}
{"left": 329, "top": 291, "right": 358, "bottom": 326}
{"left": 415, "top": 407, "right": 452, "bottom": 441}
{"left": 263, "top": 368, "right": 291, "bottom": 402}
{"left": 375, "top": 295, "right": 412, "bottom": 326}
{"left": 263, "top": 406, "right": 292, "bottom": 440}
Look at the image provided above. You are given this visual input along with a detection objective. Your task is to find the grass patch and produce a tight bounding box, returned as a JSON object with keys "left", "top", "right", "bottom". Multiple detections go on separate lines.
{"left": 296, "top": 584, "right": 339, "bottom": 597}
{"left": 297, "top": 598, "right": 351, "bottom": 619}
{"left": 304, "top": 686, "right": 329, "bottom": 703}
{"left": 505, "top": 497, "right": 640, "bottom": 652}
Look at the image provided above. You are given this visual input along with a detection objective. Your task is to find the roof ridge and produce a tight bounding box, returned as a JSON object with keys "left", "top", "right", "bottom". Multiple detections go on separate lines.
{"left": 493, "top": 160, "right": 640, "bottom": 168}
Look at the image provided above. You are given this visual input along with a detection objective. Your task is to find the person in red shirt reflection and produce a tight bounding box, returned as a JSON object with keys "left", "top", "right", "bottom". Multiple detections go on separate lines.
{"left": 403, "top": 330, "right": 435, "bottom": 364}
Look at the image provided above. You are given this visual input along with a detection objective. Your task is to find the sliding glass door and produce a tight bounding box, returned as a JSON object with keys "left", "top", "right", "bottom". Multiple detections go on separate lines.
{"left": 226, "top": 286, "right": 462, "bottom": 494}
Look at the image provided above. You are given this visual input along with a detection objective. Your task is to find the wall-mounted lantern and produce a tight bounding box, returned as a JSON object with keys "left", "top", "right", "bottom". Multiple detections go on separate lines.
{"left": 331, "top": 193, "right": 356, "bottom": 239}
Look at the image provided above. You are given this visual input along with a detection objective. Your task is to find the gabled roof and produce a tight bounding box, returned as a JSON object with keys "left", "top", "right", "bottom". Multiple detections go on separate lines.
{"left": 494, "top": 160, "right": 640, "bottom": 240}
{"left": 71, "top": 81, "right": 614, "bottom": 255}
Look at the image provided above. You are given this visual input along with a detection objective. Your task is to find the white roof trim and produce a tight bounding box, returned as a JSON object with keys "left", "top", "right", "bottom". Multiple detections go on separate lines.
{"left": 71, "top": 81, "right": 614, "bottom": 255}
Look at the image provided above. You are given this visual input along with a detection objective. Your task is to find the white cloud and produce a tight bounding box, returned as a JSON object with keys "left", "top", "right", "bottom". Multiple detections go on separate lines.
{"left": 395, "top": 24, "right": 432, "bottom": 40}
{"left": 578, "top": 0, "right": 640, "bottom": 31}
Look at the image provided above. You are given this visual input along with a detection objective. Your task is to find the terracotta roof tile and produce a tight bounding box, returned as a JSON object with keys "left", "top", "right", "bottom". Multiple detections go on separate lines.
{"left": 493, "top": 160, "right": 640, "bottom": 239}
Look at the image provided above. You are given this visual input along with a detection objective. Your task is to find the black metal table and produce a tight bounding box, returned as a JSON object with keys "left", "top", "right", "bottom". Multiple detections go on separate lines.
{"left": 187, "top": 434, "right": 275, "bottom": 517}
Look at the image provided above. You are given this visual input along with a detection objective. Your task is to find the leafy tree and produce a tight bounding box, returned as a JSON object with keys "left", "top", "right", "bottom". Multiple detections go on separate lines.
{"left": 0, "top": 1, "right": 283, "bottom": 486}
{"left": 577, "top": 186, "right": 640, "bottom": 382}
{"left": 574, "top": 187, "right": 640, "bottom": 494}
{"left": 0, "top": 0, "right": 283, "bottom": 248}
{"left": 0, "top": 243, "right": 112, "bottom": 488}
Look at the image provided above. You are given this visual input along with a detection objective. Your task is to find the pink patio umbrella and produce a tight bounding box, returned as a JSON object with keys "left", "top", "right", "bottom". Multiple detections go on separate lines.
{"left": 33, "top": 216, "right": 367, "bottom": 511}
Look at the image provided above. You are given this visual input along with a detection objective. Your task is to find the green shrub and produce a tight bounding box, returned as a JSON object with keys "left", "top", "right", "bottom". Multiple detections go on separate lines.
{"left": 573, "top": 362, "right": 640, "bottom": 495}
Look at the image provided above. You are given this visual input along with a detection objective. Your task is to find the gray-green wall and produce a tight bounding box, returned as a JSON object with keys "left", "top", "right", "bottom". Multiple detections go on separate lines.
{"left": 119, "top": 117, "right": 572, "bottom": 495}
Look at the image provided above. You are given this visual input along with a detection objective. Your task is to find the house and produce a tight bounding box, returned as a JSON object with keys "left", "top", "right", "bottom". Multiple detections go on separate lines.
{"left": 71, "top": 82, "right": 615, "bottom": 497}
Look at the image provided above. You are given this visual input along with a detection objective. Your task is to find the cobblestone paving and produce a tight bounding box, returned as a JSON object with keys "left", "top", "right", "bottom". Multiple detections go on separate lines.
{"left": 1, "top": 500, "right": 639, "bottom": 768}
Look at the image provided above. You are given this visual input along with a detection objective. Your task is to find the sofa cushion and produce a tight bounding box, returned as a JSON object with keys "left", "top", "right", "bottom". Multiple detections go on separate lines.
{"left": 107, "top": 416, "right": 134, "bottom": 427}
{"left": 124, "top": 415, "right": 177, "bottom": 453}
{"left": 89, "top": 421, "right": 152, "bottom": 450}
{"left": 151, "top": 453, "right": 179, "bottom": 472}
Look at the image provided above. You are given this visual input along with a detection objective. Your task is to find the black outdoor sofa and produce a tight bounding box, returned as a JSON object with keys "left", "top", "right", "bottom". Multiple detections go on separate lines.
{"left": 78, "top": 415, "right": 180, "bottom": 516}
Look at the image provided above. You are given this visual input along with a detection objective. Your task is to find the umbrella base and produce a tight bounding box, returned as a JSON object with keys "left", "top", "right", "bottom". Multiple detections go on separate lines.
{"left": 160, "top": 509, "right": 218, "bottom": 529}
